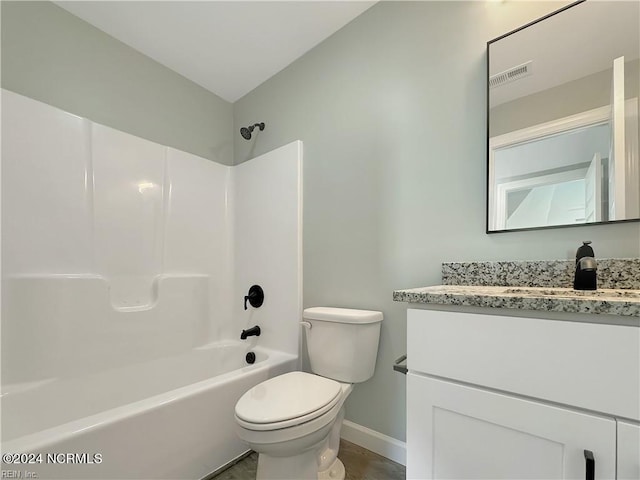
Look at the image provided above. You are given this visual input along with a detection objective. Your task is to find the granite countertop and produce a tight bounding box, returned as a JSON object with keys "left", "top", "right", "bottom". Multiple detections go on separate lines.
{"left": 393, "top": 285, "right": 640, "bottom": 317}
{"left": 393, "top": 258, "right": 640, "bottom": 317}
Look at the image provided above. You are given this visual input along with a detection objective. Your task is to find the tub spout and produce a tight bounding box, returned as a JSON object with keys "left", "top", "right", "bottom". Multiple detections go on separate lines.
{"left": 241, "top": 325, "right": 261, "bottom": 340}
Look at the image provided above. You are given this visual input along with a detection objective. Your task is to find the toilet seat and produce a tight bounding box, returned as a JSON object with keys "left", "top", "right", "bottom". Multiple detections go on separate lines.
{"left": 235, "top": 372, "right": 343, "bottom": 431}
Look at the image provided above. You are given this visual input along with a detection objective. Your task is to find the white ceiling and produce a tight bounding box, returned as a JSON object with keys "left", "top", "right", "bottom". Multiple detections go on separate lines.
{"left": 55, "top": 1, "right": 376, "bottom": 103}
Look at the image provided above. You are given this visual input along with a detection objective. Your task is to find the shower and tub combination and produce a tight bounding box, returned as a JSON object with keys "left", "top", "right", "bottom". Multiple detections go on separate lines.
{"left": 1, "top": 90, "right": 302, "bottom": 479}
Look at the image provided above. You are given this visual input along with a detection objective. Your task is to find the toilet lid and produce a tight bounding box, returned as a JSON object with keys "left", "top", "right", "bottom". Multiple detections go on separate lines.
{"left": 235, "top": 371, "right": 342, "bottom": 425}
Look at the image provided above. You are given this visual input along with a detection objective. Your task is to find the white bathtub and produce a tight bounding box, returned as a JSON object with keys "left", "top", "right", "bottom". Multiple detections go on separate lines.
{"left": 1, "top": 343, "right": 297, "bottom": 479}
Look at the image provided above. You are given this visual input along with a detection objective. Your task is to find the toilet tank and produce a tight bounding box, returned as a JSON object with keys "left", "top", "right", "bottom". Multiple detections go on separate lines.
{"left": 303, "top": 307, "right": 383, "bottom": 383}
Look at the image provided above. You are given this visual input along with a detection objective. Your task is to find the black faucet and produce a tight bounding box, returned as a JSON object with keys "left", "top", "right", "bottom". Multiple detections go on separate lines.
{"left": 574, "top": 241, "right": 597, "bottom": 290}
{"left": 241, "top": 325, "right": 261, "bottom": 340}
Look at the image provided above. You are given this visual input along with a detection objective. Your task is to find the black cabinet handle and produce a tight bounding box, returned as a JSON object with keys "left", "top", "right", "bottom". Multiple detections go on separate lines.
{"left": 584, "top": 450, "right": 594, "bottom": 480}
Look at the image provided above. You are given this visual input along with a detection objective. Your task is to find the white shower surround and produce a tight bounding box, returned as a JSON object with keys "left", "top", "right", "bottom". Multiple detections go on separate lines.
{"left": 1, "top": 90, "right": 302, "bottom": 479}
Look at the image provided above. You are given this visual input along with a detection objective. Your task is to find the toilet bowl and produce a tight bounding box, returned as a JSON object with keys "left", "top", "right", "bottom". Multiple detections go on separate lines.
{"left": 235, "top": 371, "right": 353, "bottom": 479}
{"left": 234, "top": 307, "right": 383, "bottom": 480}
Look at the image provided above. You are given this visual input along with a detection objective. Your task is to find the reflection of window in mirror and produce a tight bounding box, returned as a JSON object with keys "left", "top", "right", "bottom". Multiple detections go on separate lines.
{"left": 487, "top": 0, "right": 640, "bottom": 232}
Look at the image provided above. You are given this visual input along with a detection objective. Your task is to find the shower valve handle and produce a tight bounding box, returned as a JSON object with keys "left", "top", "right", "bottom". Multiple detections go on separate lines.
{"left": 244, "top": 285, "right": 264, "bottom": 310}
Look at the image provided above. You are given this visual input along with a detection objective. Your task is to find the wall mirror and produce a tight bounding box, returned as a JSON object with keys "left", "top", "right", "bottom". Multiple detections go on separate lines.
{"left": 487, "top": 0, "right": 640, "bottom": 233}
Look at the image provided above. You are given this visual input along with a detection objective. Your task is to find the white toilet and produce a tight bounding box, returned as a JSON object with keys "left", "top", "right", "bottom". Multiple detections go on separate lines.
{"left": 234, "top": 307, "right": 383, "bottom": 480}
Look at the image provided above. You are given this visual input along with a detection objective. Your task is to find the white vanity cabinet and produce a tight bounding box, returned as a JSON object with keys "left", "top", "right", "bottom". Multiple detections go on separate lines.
{"left": 406, "top": 308, "right": 640, "bottom": 480}
{"left": 618, "top": 422, "right": 640, "bottom": 480}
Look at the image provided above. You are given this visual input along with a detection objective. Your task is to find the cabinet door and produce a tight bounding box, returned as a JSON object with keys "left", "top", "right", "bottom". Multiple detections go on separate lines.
{"left": 407, "top": 374, "right": 616, "bottom": 480}
{"left": 618, "top": 421, "right": 640, "bottom": 480}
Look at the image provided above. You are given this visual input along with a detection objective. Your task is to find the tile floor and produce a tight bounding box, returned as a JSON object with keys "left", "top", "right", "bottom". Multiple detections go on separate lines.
{"left": 213, "top": 440, "right": 405, "bottom": 480}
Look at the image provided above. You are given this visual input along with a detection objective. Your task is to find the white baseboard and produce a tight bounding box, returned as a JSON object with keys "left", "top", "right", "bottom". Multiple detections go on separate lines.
{"left": 340, "top": 420, "right": 406, "bottom": 466}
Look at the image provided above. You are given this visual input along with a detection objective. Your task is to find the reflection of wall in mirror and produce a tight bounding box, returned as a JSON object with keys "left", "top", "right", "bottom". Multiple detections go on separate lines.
{"left": 493, "top": 124, "right": 609, "bottom": 181}
{"left": 490, "top": 59, "right": 639, "bottom": 137}
{"left": 489, "top": 61, "right": 640, "bottom": 227}
{"left": 490, "top": 106, "right": 640, "bottom": 230}
{"left": 489, "top": 0, "right": 639, "bottom": 133}
{"left": 494, "top": 123, "right": 609, "bottom": 230}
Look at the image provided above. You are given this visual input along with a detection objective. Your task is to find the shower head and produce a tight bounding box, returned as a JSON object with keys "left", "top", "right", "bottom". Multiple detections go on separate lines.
{"left": 240, "top": 122, "right": 265, "bottom": 140}
{"left": 240, "top": 126, "right": 253, "bottom": 140}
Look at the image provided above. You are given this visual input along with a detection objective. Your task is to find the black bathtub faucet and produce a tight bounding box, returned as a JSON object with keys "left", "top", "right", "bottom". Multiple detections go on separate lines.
{"left": 241, "top": 325, "right": 261, "bottom": 340}
{"left": 574, "top": 240, "right": 597, "bottom": 290}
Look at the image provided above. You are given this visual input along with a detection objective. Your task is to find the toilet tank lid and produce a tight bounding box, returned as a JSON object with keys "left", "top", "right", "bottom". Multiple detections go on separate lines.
{"left": 303, "top": 307, "right": 383, "bottom": 324}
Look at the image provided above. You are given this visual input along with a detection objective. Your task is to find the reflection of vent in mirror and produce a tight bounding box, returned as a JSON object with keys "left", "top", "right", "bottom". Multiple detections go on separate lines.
{"left": 489, "top": 61, "right": 532, "bottom": 88}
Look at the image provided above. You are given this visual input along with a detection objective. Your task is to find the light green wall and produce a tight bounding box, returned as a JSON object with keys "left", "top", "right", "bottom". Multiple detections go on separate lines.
{"left": 234, "top": 1, "right": 640, "bottom": 442}
{"left": 1, "top": 1, "right": 233, "bottom": 165}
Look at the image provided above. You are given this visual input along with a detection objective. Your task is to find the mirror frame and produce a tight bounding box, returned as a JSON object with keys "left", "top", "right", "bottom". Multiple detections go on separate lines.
{"left": 485, "top": 0, "right": 640, "bottom": 234}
